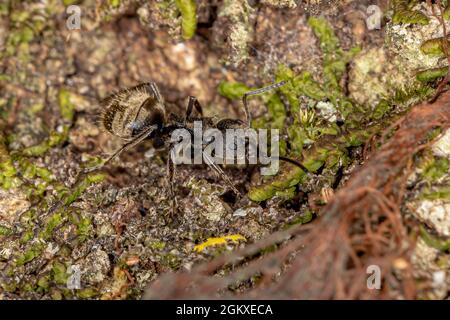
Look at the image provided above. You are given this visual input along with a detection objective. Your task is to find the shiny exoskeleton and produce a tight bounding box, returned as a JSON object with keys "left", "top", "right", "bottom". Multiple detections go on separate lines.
{"left": 94, "top": 81, "right": 308, "bottom": 214}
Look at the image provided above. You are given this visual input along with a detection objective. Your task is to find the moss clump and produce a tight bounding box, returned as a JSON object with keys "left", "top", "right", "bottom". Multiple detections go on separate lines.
{"left": 40, "top": 212, "right": 65, "bottom": 240}
{"left": 109, "top": 0, "right": 121, "bottom": 8}
{"left": 22, "top": 128, "right": 70, "bottom": 157}
{"left": 0, "top": 135, "right": 21, "bottom": 190}
{"left": 159, "top": 252, "right": 181, "bottom": 269}
{"left": 175, "top": 0, "right": 197, "bottom": 40}
{"left": 0, "top": 225, "right": 13, "bottom": 236}
{"left": 445, "top": 4, "right": 450, "bottom": 21}
{"left": 15, "top": 243, "right": 44, "bottom": 266}
{"left": 416, "top": 67, "right": 449, "bottom": 83}
{"left": 77, "top": 288, "right": 98, "bottom": 299}
{"left": 58, "top": 88, "right": 76, "bottom": 122}
{"left": 62, "top": 173, "right": 106, "bottom": 206}
{"left": 52, "top": 262, "right": 68, "bottom": 285}
{"left": 392, "top": 0, "right": 430, "bottom": 25}
{"left": 218, "top": 81, "right": 252, "bottom": 100}
{"left": 421, "top": 187, "right": 450, "bottom": 200}
{"left": 372, "top": 100, "right": 392, "bottom": 120}
{"left": 2, "top": 3, "right": 51, "bottom": 59}
{"left": 37, "top": 275, "right": 50, "bottom": 293}
{"left": 20, "top": 87, "right": 76, "bottom": 157}
{"left": 420, "top": 225, "right": 450, "bottom": 251}
{"left": 73, "top": 215, "right": 92, "bottom": 242}
{"left": 421, "top": 156, "right": 449, "bottom": 182}
{"left": 308, "top": 17, "right": 361, "bottom": 101}
{"left": 148, "top": 240, "right": 166, "bottom": 250}
{"left": 420, "top": 36, "right": 450, "bottom": 57}
{"left": 276, "top": 67, "right": 326, "bottom": 104}
{"left": 284, "top": 210, "right": 313, "bottom": 229}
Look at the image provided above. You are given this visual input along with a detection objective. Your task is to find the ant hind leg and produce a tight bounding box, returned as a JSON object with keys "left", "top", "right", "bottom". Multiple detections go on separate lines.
{"left": 165, "top": 149, "right": 179, "bottom": 223}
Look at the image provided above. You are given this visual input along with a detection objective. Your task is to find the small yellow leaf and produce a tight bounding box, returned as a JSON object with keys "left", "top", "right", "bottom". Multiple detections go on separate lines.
{"left": 194, "top": 234, "right": 246, "bottom": 253}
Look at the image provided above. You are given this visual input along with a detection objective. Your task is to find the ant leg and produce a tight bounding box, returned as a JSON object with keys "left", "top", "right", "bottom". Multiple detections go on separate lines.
{"left": 242, "top": 80, "right": 287, "bottom": 127}
{"left": 166, "top": 149, "right": 177, "bottom": 218}
{"left": 84, "top": 124, "right": 158, "bottom": 173}
{"left": 278, "top": 156, "right": 311, "bottom": 174}
{"left": 49, "top": 124, "right": 159, "bottom": 222}
{"left": 203, "top": 153, "right": 242, "bottom": 196}
{"left": 184, "top": 96, "right": 203, "bottom": 124}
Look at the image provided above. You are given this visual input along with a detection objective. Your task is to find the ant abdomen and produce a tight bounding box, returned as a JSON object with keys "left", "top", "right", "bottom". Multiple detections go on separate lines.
{"left": 100, "top": 83, "right": 166, "bottom": 141}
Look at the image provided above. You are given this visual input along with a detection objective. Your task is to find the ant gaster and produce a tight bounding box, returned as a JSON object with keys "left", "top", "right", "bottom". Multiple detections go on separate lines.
{"left": 86, "top": 81, "right": 309, "bottom": 214}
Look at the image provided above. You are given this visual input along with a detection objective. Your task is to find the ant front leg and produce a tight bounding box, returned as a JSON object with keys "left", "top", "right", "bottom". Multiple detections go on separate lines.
{"left": 184, "top": 96, "right": 203, "bottom": 125}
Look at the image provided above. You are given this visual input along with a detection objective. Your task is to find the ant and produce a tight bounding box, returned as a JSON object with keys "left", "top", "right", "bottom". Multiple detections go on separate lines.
{"left": 55, "top": 81, "right": 310, "bottom": 217}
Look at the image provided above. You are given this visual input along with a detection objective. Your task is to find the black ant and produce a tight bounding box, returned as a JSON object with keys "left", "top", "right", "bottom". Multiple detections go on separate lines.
{"left": 53, "top": 81, "right": 309, "bottom": 217}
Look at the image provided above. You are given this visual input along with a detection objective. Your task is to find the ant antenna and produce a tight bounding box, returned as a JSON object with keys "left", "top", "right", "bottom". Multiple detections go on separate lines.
{"left": 242, "top": 80, "right": 287, "bottom": 127}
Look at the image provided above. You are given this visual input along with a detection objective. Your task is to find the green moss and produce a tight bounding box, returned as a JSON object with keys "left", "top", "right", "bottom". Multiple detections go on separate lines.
{"left": 40, "top": 212, "right": 65, "bottom": 240}
{"left": 0, "top": 158, "right": 21, "bottom": 189}
{"left": 239, "top": 16, "right": 432, "bottom": 203}
{"left": 445, "top": 4, "right": 450, "bottom": 21}
{"left": 266, "top": 94, "right": 286, "bottom": 130}
{"left": 76, "top": 216, "right": 92, "bottom": 242}
{"left": 274, "top": 186, "right": 297, "bottom": 201}
{"left": 159, "top": 252, "right": 181, "bottom": 269}
{"left": 248, "top": 164, "right": 305, "bottom": 202}
{"left": 421, "top": 187, "right": 450, "bottom": 200}
{"left": 37, "top": 274, "right": 50, "bottom": 293}
{"left": 308, "top": 16, "right": 340, "bottom": 53}
{"left": 420, "top": 225, "right": 450, "bottom": 251}
{"left": 1, "top": 279, "right": 17, "bottom": 292}
{"left": 0, "top": 2, "right": 8, "bottom": 16}
{"left": 390, "top": 85, "right": 434, "bottom": 106}
{"left": 20, "top": 229, "right": 34, "bottom": 243}
{"left": 63, "top": 173, "right": 106, "bottom": 206}
{"left": 58, "top": 89, "right": 76, "bottom": 122}
{"left": 149, "top": 240, "right": 166, "bottom": 250}
{"left": 218, "top": 81, "right": 252, "bottom": 100}
{"left": 392, "top": 0, "right": 430, "bottom": 25}
{"left": 249, "top": 126, "right": 376, "bottom": 202}
{"left": 0, "top": 225, "right": 13, "bottom": 236}
{"left": 308, "top": 17, "right": 361, "bottom": 98}
{"left": 293, "top": 71, "right": 327, "bottom": 101}
{"left": 275, "top": 64, "right": 301, "bottom": 113}
{"left": 420, "top": 36, "right": 450, "bottom": 57}
{"left": 22, "top": 127, "right": 69, "bottom": 157}
{"left": 109, "top": 0, "right": 120, "bottom": 8}
{"left": 276, "top": 17, "right": 360, "bottom": 123}
{"left": 21, "top": 160, "right": 53, "bottom": 182}
{"left": 0, "top": 134, "right": 20, "bottom": 189}
{"left": 372, "top": 100, "right": 392, "bottom": 120}
{"left": 77, "top": 288, "right": 98, "bottom": 299}
{"left": 416, "top": 67, "right": 449, "bottom": 83}
{"left": 175, "top": 0, "right": 197, "bottom": 40}
{"left": 52, "top": 262, "right": 68, "bottom": 285}
{"left": 62, "top": 0, "right": 80, "bottom": 5}
{"left": 422, "top": 157, "right": 449, "bottom": 181}
{"left": 15, "top": 243, "right": 44, "bottom": 266}
{"left": 284, "top": 210, "right": 313, "bottom": 228}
